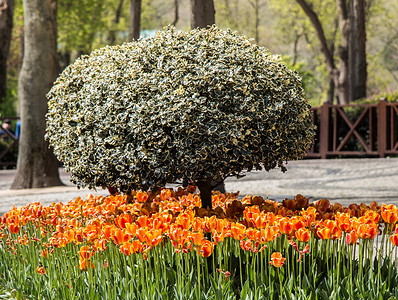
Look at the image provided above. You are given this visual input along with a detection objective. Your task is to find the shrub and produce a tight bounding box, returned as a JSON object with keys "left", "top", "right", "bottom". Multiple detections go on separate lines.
{"left": 46, "top": 26, "right": 315, "bottom": 207}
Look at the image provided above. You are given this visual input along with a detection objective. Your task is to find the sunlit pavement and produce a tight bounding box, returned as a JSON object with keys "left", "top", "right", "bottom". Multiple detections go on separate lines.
{"left": 0, "top": 157, "right": 398, "bottom": 215}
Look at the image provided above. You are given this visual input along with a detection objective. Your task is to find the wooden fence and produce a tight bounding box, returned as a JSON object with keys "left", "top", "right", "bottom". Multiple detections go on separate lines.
{"left": 306, "top": 100, "right": 398, "bottom": 158}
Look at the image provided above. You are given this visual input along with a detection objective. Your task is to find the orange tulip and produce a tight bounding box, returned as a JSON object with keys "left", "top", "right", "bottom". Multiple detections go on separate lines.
{"left": 278, "top": 218, "right": 293, "bottom": 235}
{"left": 93, "top": 239, "right": 107, "bottom": 251}
{"left": 335, "top": 212, "right": 352, "bottom": 232}
{"left": 356, "top": 223, "right": 377, "bottom": 240}
{"left": 364, "top": 210, "right": 380, "bottom": 223}
{"left": 246, "top": 228, "right": 260, "bottom": 241}
{"left": 125, "top": 223, "right": 138, "bottom": 237}
{"left": 120, "top": 242, "right": 132, "bottom": 255}
{"left": 8, "top": 223, "right": 20, "bottom": 234}
{"left": 111, "top": 228, "right": 130, "bottom": 245}
{"left": 130, "top": 240, "right": 144, "bottom": 253}
{"left": 260, "top": 226, "right": 279, "bottom": 242}
{"left": 199, "top": 240, "right": 213, "bottom": 257}
{"left": 176, "top": 211, "right": 194, "bottom": 230}
{"left": 269, "top": 252, "right": 285, "bottom": 268}
{"left": 301, "top": 207, "right": 317, "bottom": 226}
{"left": 317, "top": 227, "right": 331, "bottom": 240}
{"left": 40, "top": 249, "right": 48, "bottom": 258}
{"left": 230, "top": 223, "right": 246, "bottom": 240}
{"left": 136, "top": 191, "right": 149, "bottom": 203}
{"left": 190, "top": 231, "right": 204, "bottom": 246}
{"left": 136, "top": 228, "right": 163, "bottom": 246}
{"left": 136, "top": 216, "right": 149, "bottom": 228}
{"left": 295, "top": 228, "right": 311, "bottom": 243}
{"left": 212, "top": 229, "right": 226, "bottom": 243}
{"left": 292, "top": 218, "right": 306, "bottom": 231}
{"left": 79, "top": 259, "right": 94, "bottom": 271}
{"left": 346, "top": 230, "right": 358, "bottom": 245}
{"left": 381, "top": 207, "right": 398, "bottom": 224}
{"left": 390, "top": 234, "right": 398, "bottom": 246}
{"left": 289, "top": 240, "right": 310, "bottom": 262}
{"left": 115, "top": 214, "right": 132, "bottom": 229}
{"left": 79, "top": 246, "right": 93, "bottom": 260}
{"left": 36, "top": 265, "right": 46, "bottom": 275}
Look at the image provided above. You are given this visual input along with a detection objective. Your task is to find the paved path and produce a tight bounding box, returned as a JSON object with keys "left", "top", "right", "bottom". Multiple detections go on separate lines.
{"left": 0, "top": 158, "right": 397, "bottom": 215}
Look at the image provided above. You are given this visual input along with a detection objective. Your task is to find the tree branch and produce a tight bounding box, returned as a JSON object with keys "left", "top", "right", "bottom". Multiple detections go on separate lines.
{"left": 295, "top": 0, "right": 335, "bottom": 74}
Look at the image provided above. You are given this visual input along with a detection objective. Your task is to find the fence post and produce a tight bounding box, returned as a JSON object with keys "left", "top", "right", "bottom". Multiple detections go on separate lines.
{"left": 377, "top": 99, "right": 387, "bottom": 158}
{"left": 319, "top": 103, "right": 330, "bottom": 159}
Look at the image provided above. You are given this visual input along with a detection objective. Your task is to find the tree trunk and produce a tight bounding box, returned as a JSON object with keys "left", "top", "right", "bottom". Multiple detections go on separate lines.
{"left": 171, "top": 0, "right": 179, "bottom": 26}
{"left": 196, "top": 179, "right": 213, "bottom": 209}
{"left": 190, "top": 0, "right": 215, "bottom": 29}
{"left": 248, "top": 0, "right": 262, "bottom": 44}
{"left": 349, "top": 0, "right": 367, "bottom": 100}
{"left": 11, "top": 0, "right": 62, "bottom": 189}
{"left": 296, "top": 0, "right": 357, "bottom": 105}
{"left": 0, "top": 0, "right": 14, "bottom": 106}
{"left": 129, "top": 0, "right": 141, "bottom": 41}
{"left": 326, "top": 77, "right": 335, "bottom": 104}
{"left": 109, "top": 0, "right": 124, "bottom": 45}
{"left": 336, "top": 0, "right": 350, "bottom": 105}
{"left": 190, "top": 0, "right": 223, "bottom": 196}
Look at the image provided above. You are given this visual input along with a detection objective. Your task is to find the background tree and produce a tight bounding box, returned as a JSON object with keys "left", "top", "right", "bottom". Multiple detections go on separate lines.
{"left": 290, "top": 0, "right": 367, "bottom": 104}
{"left": 190, "top": 0, "right": 215, "bottom": 28}
{"left": 11, "top": 0, "right": 62, "bottom": 189}
{"left": 247, "top": 0, "right": 265, "bottom": 44}
{"left": 0, "top": 0, "right": 14, "bottom": 106}
{"left": 348, "top": 0, "right": 367, "bottom": 100}
{"left": 129, "top": 0, "right": 141, "bottom": 40}
{"left": 108, "top": 0, "right": 125, "bottom": 45}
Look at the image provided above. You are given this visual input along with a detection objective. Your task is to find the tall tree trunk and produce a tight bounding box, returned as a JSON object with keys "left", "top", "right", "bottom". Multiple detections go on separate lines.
{"left": 11, "top": 0, "right": 62, "bottom": 189}
{"left": 326, "top": 77, "right": 335, "bottom": 104}
{"left": 129, "top": 0, "right": 141, "bottom": 41}
{"left": 248, "top": 0, "right": 262, "bottom": 44}
{"left": 296, "top": 0, "right": 350, "bottom": 104}
{"left": 190, "top": 0, "right": 215, "bottom": 29}
{"left": 336, "top": 0, "right": 350, "bottom": 104}
{"left": 109, "top": 0, "right": 124, "bottom": 45}
{"left": 349, "top": 0, "right": 367, "bottom": 100}
{"left": 0, "top": 0, "right": 14, "bottom": 106}
{"left": 171, "top": 0, "right": 179, "bottom": 26}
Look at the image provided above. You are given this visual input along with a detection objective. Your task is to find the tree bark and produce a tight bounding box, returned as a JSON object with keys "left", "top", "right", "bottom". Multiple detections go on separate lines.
{"left": 129, "top": 0, "right": 141, "bottom": 41}
{"left": 0, "top": 0, "right": 14, "bottom": 106}
{"left": 11, "top": 0, "right": 62, "bottom": 189}
{"left": 190, "top": 0, "right": 215, "bottom": 29}
{"left": 248, "top": 0, "right": 264, "bottom": 44}
{"left": 336, "top": 0, "right": 350, "bottom": 105}
{"left": 349, "top": 0, "right": 367, "bottom": 100}
{"left": 196, "top": 179, "right": 213, "bottom": 209}
{"left": 109, "top": 0, "right": 124, "bottom": 45}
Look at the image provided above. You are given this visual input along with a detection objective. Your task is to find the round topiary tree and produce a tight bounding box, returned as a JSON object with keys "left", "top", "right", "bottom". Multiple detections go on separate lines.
{"left": 46, "top": 26, "right": 315, "bottom": 208}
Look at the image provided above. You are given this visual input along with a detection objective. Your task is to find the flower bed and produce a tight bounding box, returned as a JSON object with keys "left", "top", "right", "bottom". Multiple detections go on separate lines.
{"left": 1, "top": 188, "right": 398, "bottom": 299}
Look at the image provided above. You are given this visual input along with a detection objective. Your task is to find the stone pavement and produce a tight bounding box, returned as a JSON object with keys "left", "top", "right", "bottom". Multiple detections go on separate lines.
{"left": 0, "top": 158, "right": 397, "bottom": 215}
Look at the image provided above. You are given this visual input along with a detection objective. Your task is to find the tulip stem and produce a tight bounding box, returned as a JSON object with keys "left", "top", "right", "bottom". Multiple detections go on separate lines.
{"left": 278, "top": 268, "right": 283, "bottom": 298}
{"left": 197, "top": 252, "right": 201, "bottom": 298}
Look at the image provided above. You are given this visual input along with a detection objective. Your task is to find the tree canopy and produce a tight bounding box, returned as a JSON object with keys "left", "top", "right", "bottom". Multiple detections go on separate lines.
{"left": 46, "top": 26, "right": 315, "bottom": 206}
